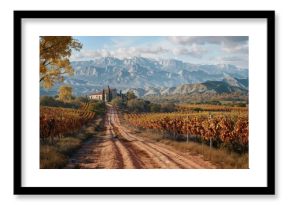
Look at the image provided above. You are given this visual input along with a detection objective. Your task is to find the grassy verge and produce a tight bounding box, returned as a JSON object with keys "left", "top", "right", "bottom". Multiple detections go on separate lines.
{"left": 40, "top": 117, "right": 104, "bottom": 169}
{"left": 159, "top": 137, "right": 248, "bottom": 169}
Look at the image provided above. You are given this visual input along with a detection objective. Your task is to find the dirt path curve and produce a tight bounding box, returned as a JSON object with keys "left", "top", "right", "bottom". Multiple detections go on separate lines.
{"left": 66, "top": 106, "right": 215, "bottom": 169}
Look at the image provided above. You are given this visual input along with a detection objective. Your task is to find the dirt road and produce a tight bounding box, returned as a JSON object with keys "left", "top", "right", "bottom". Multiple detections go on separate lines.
{"left": 66, "top": 106, "right": 215, "bottom": 169}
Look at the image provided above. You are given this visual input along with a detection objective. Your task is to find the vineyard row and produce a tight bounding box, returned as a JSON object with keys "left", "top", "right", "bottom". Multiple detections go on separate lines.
{"left": 40, "top": 105, "right": 95, "bottom": 141}
{"left": 124, "top": 112, "right": 248, "bottom": 152}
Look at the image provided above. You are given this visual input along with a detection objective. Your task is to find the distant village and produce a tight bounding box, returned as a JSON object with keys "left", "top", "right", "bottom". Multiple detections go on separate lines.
{"left": 88, "top": 86, "right": 126, "bottom": 102}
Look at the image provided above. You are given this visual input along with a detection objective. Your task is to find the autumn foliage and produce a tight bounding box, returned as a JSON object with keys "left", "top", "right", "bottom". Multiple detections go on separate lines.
{"left": 124, "top": 111, "right": 248, "bottom": 153}
{"left": 40, "top": 36, "right": 82, "bottom": 88}
{"left": 40, "top": 104, "right": 95, "bottom": 142}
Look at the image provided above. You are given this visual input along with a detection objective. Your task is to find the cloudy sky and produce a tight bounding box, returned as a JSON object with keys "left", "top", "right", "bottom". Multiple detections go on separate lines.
{"left": 71, "top": 36, "right": 248, "bottom": 68}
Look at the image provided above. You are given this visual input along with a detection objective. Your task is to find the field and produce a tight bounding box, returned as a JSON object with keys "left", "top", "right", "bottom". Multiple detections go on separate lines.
{"left": 40, "top": 104, "right": 95, "bottom": 142}
{"left": 124, "top": 105, "right": 248, "bottom": 154}
{"left": 177, "top": 103, "right": 248, "bottom": 112}
{"left": 39, "top": 100, "right": 248, "bottom": 169}
{"left": 40, "top": 102, "right": 105, "bottom": 168}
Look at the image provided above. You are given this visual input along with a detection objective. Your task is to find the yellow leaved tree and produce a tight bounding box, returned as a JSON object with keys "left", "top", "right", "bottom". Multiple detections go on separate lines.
{"left": 58, "top": 85, "right": 73, "bottom": 102}
{"left": 40, "top": 36, "right": 82, "bottom": 88}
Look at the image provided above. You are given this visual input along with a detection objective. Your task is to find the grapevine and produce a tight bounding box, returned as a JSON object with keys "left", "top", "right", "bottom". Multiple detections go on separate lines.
{"left": 124, "top": 111, "right": 248, "bottom": 152}
{"left": 40, "top": 103, "right": 95, "bottom": 142}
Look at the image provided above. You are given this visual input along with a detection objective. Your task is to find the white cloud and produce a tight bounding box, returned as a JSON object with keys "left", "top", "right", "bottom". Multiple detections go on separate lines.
{"left": 222, "top": 44, "right": 248, "bottom": 54}
{"left": 173, "top": 45, "right": 207, "bottom": 57}
{"left": 168, "top": 36, "right": 197, "bottom": 45}
{"left": 168, "top": 36, "right": 248, "bottom": 46}
{"left": 71, "top": 44, "right": 208, "bottom": 60}
{"left": 71, "top": 46, "right": 170, "bottom": 60}
{"left": 168, "top": 36, "right": 248, "bottom": 57}
{"left": 70, "top": 49, "right": 111, "bottom": 60}
{"left": 70, "top": 36, "right": 248, "bottom": 67}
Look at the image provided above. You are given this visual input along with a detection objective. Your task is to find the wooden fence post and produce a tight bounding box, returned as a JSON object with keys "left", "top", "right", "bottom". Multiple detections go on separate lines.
{"left": 209, "top": 137, "right": 212, "bottom": 160}
{"left": 186, "top": 115, "right": 189, "bottom": 144}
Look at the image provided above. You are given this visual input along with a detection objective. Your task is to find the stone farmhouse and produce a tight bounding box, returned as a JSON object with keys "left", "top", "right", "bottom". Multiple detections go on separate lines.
{"left": 88, "top": 86, "right": 122, "bottom": 102}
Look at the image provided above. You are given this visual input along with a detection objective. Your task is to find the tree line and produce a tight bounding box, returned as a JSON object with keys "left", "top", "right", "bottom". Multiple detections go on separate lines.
{"left": 111, "top": 91, "right": 176, "bottom": 113}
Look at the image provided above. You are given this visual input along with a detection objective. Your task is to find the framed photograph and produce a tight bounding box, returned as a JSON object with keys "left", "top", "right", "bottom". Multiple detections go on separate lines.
{"left": 14, "top": 10, "right": 275, "bottom": 195}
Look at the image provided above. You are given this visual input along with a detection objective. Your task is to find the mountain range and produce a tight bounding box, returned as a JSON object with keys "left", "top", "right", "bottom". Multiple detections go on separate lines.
{"left": 122, "top": 76, "right": 248, "bottom": 98}
{"left": 40, "top": 57, "right": 248, "bottom": 96}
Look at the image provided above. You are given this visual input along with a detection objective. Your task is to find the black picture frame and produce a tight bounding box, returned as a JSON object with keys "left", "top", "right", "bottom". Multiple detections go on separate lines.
{"left": 14, "top": 10, "right": 275, "bottom": 195}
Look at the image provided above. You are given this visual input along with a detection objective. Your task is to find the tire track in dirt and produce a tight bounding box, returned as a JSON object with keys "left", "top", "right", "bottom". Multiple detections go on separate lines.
{"left": 119, "top": 139, "right": 157, "bottom": 168}
{"left": 111, "top": 108, "right": 215, "bottom": 169}
{"left": 122, "top": 124, "right": 214, "bottom": 168}
{"left": 108, "top": 123, "right": 136, "bottom": 168}
{"left": 117, "top": 124, "right": 185, "bottom": 168}
{"left": 106, "top": 134, "right": 124, "bottom": 169}
{"left": 92, "top": 138, "right": 117, "bottom": 168}
{"left": 110, "top": 123, "right": 162, "bottom": 168}
{"left": 111, "top": 111, "right": 181, "bottom": 168}
{"left": 66, "top": 137, "right": 103, "bottom": 168}
{"left": 67, "top": 106, "right": 215, "bottom": 169}
{"left": 147, "top": 140, "right": 215, "bottom": 169}
{"left": 143, "top": 141, "right": 204, "bottom": 169}
{"left": 112, "top": 115, "right": 184, "bottom": 168}
{"left": 110, "top": 113, "right": 167, "bottom": 168}
{"left": 110, "top": 111, "right": 172, "bottom": 169}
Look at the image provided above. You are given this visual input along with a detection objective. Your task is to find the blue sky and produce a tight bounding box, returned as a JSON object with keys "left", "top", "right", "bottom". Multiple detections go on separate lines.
{"left": 71, "top": 36, "right": 248, "bottom": 68}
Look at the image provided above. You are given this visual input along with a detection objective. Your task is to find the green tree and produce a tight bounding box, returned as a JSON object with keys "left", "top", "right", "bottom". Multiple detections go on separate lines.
{"left": 111, "top": 97, "right": 125, "bottom": 108}
{"left": 88, "top": 101, "right": 106, "bottom": 116}
{"left": 160, "top": 103, "right": 176, "bottom": 112}
{"left": 75, "top": 96, "right": 89, "bottom": 103}
{"left": 58, "top": 85, "right": 73, "bottom": 102}
{"left": 126, "top": 91, "right": 137, "bottom": 100}
{"left": 127, "top": 99, "right": 145, "bottom": 113}
{"left": 40, "top": 36, "right": 82, "bottom": 88}
{"left": 150, "top": 103, "right": 161, "bottom": 112}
